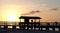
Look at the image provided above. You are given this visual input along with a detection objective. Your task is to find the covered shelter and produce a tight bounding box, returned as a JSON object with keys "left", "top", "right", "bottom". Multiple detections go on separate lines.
{"left": 19, "top": 16, "right": 42, "bottom": 23}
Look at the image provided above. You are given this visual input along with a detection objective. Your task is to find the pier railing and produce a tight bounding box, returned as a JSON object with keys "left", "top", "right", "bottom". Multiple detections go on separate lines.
{"left": 0, "top": 22, "right": 60, "bottom": 31}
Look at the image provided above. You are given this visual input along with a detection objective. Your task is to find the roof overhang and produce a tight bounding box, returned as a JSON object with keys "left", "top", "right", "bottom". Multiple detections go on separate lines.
{"left": 19, "top": 16, "right": 42, "bottom": 19}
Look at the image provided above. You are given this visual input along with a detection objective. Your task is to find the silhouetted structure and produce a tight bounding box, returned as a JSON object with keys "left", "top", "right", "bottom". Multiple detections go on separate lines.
{"left": 0, "top": 16, "right": 60, "bottom": 31}
{"left": 19, "top": 16, "right": 41, "bottom": 23}
{"left": 4, "top": 22, "right": 8, "bottom": 29}
{"left": 19, "top": 16, "right": 60, "bottom": 31}
{"left": 13, "top": 25, "right": 16, "bottom": 29}
{"left": 19, "top": 16, "right": 41, "bottom": 30}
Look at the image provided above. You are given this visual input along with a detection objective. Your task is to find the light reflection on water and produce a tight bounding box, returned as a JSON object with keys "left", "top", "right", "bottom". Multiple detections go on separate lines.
{"left": 0, "top": 22, "right": 19, "bottom": 25}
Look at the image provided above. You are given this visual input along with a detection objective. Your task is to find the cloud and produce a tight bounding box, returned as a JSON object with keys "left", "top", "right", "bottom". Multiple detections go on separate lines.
{"left": 51, "top": 8, "right": 58, "bottom": 11}
{"left": 21, "top": 10, "right": 40, "bottom": 15}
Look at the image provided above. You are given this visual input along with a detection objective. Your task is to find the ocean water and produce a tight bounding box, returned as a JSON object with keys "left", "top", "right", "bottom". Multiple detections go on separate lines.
{"left": 0, "top": 29, "right": 60, "bottom": 33}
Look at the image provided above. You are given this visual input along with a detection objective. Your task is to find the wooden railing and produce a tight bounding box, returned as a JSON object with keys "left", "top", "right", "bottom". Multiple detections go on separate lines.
{"left": 0, "top": 22, "right": 60, "bottom": 31}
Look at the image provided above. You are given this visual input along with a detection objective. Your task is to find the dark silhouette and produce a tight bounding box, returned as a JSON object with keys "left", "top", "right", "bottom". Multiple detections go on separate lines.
{"left": 0, "top": 16, "right": 60, "bottom": 32}
{"left": 18, "top": 16, "right": 60, "bottom": 31}
{"left": 12, "top": 25, "right": 16, "bottom": 29}
{"left": 19, "top": 16, "right": 41, "bottom": 30}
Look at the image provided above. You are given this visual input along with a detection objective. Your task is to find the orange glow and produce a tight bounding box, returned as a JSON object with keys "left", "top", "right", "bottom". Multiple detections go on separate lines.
{"left": 1, "top": 5, "right": 23, "bottom": 22}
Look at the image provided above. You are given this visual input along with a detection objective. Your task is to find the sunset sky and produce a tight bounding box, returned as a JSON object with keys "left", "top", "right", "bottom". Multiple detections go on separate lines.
{"left": 0, "top": 0, "right": 60, "bottom": 22}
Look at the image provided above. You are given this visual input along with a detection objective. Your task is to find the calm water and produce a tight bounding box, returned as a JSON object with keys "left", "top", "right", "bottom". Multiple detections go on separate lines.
{"left": 0, "top": 29, "right": 60, "bottom": 33}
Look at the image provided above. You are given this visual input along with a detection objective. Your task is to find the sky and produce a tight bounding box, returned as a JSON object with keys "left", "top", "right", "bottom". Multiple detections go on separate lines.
{"left": 0, "top": 0, "right": 60, "bottom": 22}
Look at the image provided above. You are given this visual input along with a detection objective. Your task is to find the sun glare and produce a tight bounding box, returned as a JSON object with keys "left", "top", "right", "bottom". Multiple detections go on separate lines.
{"left": 7, "top": 14, "right": 17, "bottom": 22}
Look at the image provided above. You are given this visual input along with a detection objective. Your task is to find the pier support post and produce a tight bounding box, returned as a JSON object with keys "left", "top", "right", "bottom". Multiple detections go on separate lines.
{"left": 59, "top": 27, "right": 60, "bottom": 31}
{"left": 52, "top": 27, "right": 55, "bottom": 31}
{"left": 13, "top": 26, "right": 16, "bottom": 29}
{"left": 46, "top": 27, "right": 49, "bottom": 31}
{"left": 4, "top": 25, "right": 8, "bottom": 29}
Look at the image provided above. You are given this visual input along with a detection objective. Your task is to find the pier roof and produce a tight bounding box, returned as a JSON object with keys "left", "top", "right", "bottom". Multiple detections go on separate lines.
{"left": 19, "top": 16, "right": 41, "bottom": 19}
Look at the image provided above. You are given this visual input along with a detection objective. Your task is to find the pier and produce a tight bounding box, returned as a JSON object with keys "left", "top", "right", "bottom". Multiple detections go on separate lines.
{"left": 0, "top": 22, "right": 60, "bottom": 31}
{"left": 0, "top": 16, "right": 60, "bottom": 31}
